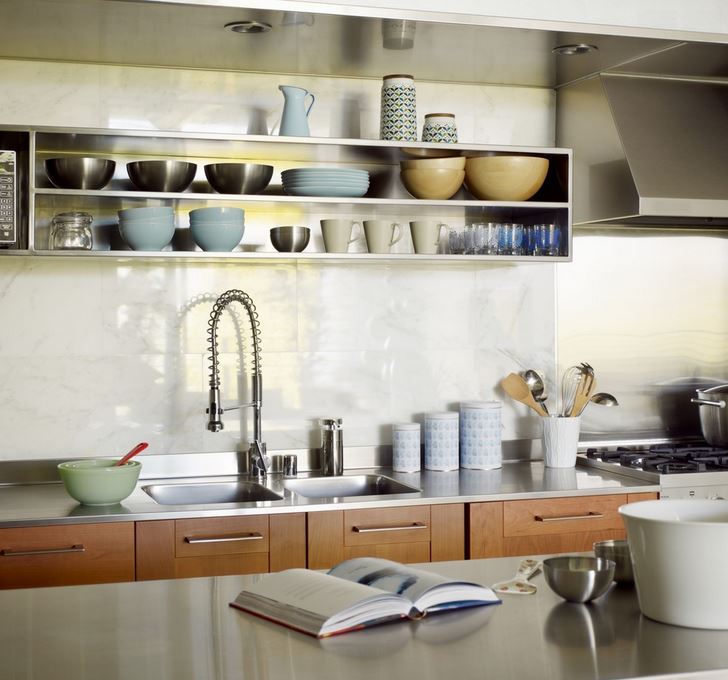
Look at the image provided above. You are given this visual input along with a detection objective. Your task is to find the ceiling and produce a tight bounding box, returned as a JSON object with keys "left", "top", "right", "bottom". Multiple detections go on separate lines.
{"left": 2, "top": 0, "right": 717, "bottom": 87}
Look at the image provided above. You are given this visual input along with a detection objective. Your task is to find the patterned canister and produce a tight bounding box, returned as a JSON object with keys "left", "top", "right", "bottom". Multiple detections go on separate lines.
{"left": 459, "top": 401, "right": 502, "bottom": 470}
{"left": 380, "top": 74, "right": 417, "bottom": 142}
{"left": 424, "top": 412, "right": 459, "bottom": 471}
{"left": 422, "top": 113, "right": 458, "bottom": 143}
{"left": 392, "top": 423, "right": 421, "bottom": 473}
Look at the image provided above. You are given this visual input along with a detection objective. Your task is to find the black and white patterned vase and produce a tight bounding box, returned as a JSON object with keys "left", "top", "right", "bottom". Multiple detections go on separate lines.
{"left": 380, "top": 74, "right": 417, "bottom": 142}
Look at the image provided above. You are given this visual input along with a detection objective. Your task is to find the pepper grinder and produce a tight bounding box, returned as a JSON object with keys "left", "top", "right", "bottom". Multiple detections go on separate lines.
{"left": 320, "top": 418, "right": 344, "bottom": 476}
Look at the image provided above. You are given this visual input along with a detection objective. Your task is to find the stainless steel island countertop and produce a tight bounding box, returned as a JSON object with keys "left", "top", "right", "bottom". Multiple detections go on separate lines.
{"left": 2, "top": 555, "right": 727, "bottom": 680}
{"left": 0, "top": 460, "right": 658, "bottom": 527}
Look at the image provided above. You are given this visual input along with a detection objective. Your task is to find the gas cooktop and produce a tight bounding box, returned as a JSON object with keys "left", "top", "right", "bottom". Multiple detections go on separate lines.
{"left": 577, "top": 441, "right": 728, "bottom": 498}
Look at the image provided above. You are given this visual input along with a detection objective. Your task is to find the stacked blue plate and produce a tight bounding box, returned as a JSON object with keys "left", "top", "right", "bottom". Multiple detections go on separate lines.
{"left": 281, "top": 168, "right": 369, "bottom": 197}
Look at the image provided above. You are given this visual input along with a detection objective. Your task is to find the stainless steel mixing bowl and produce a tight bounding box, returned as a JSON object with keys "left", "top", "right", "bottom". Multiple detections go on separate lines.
{"left": 127, "top": 160, "right": 197, "bottom": 192}
{"left": 543, "top": 556, "right": 615, "bottom": 603}
{"left": 45, "top": 157, "right": 116, "bottom": 190}
{"left": 270, "top": 226, "right": 310, "bottom": 253}
{"left": 204, "top": 163, "right": 273, "bottom": 194}
{"left": 593, "top": 539, "right": 634, "bottom": 584}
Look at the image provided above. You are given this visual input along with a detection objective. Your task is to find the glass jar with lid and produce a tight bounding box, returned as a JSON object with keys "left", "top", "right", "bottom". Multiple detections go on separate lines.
{"left": 49, "top": 211, "right": 94, "bottom": 250}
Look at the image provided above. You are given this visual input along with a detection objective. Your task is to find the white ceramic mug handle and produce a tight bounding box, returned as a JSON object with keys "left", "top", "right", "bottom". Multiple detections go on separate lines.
{"left": 436, "top": 223, "right": 449, "bottom": 248}
{"left": 349, "top": 221, "right": 362, "bottom": 244}
{"left": 390, "top": 223, "right": 403, "bottom": 246}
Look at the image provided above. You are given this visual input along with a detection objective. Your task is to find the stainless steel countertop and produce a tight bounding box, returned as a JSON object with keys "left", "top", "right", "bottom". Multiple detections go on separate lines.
{"left": 2, "top": 555, "right": 726, "bottom": 680}
{"left": 0, "top": 461, "right": 657, "bottom": 528}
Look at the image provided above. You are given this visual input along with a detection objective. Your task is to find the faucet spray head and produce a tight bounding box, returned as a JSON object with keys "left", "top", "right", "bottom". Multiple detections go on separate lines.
{"left": 207, "top": 388, "right": 224, "bottom": 432}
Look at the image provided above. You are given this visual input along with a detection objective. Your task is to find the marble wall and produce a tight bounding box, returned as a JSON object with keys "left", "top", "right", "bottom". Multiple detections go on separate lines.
{"left": 0, "top": 59, "right": 556, "bottom": 461}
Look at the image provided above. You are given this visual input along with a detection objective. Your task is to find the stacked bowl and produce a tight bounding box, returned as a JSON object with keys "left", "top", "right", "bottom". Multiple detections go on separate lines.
{"left": 189, "top": 207, "right": 245, "bottom": 252}
{"left": 464, "top": 155, "right": 549, "bottom": 201}
{"left": 118, "top": 206, "right": 175, "bottom": 251}
{"left": 281, "top": 168, "right": 369, "bottom": 197}
{"left": 400, "top": 156, "right": 465, "bottom": 199}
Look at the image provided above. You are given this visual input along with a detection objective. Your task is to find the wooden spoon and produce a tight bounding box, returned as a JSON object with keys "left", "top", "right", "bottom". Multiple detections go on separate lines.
{"left": 500, "top": 373, "right": 549, "bottom": 416}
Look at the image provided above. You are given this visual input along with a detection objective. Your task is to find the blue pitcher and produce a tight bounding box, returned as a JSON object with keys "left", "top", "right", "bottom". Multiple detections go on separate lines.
{"left": 279, "top": 85, "right": 315, "bottom": 137}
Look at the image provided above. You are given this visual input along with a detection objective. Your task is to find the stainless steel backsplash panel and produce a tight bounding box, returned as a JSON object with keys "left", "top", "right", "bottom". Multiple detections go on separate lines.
{"left": 557, "top": 226, "right": 728, "bottom": 439}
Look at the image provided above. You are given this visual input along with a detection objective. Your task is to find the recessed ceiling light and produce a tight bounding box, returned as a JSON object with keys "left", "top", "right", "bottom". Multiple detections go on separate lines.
{"left": 225, "top": 21, "right": 272, "bottom": 34}
{"left": 552, "top": 43, "right": 598, "bottom": 56}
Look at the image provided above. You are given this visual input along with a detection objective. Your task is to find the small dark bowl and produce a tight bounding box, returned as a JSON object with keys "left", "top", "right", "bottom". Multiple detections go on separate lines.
{"left": 127, "top": 160, "right": 197, "bottom": 192}
{"left": 270, "top": 226, "right": 310, "bottom": 253}
{"left": 45, "top": 157, "right": 116, "bottom": 190}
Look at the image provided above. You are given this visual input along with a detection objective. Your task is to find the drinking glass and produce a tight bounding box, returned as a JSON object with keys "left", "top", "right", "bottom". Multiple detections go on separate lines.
{"left": 448, "top": 228, "right": 463, "bottom": 254}
{"left": 472, "top": 223, "right": 487, "bottom": 254}
{"left": 497, "top": 223, "right": 523, "bottom": 255}
{"left": 463, "top": 224, "right": 475, "bottom": 254}
{"left": 533, "top": 223, "right": 561, "bottom": 256}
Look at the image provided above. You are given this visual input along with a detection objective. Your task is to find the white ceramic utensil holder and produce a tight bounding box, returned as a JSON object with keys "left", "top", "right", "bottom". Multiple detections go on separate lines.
{"left": 541, "top": 416, "right": 581, "bottom": 468}
{"left": 459, "top": 401, "right": 502, "bottom": 470}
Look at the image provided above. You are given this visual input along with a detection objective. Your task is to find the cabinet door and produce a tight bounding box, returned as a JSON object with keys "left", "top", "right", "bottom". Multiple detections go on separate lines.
{"left": 469, "top": 494, "right": 645, "bottom": 558}
{"left": 136, "top": 514, "right": 306, "bottom": 580}
{"left": 0, "top": 522, "right": 135, "bottom": 589}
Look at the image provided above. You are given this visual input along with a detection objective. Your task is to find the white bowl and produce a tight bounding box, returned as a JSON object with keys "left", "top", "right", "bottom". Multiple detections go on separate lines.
{"left": 620, "top": 499, "right": 728, "bottom": 629}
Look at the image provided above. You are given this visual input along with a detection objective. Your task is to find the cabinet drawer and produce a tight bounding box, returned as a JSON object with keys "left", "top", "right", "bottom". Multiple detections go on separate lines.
{"left": 0, "top": 522, "right": 135, "bottom": 589}
{"left": 503, "top": 494, "right": 627, "bottom": 537}
{"left": 344, "top": 506, "right": 430, "bottom": 547}
{"left": 175, "top": 516, "right": 269, "bottom": 558}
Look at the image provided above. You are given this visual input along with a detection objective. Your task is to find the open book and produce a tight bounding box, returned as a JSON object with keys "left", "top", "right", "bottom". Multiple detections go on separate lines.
{"left": 230, "top": 557, "right": 501, "bottom": 638}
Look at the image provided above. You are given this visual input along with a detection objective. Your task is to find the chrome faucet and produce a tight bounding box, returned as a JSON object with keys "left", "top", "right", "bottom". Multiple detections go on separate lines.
{"left": 206, "top": 289, "right": 267, "bottom": 480}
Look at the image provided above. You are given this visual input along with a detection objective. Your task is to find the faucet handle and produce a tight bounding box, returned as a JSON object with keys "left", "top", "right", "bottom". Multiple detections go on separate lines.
{"left": 249, "top": 441, "right": 268, "bottom": 480}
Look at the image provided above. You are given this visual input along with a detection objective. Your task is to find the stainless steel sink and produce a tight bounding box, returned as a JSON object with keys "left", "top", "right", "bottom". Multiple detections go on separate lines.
{"left": 143, "top": 481, "right": 283, "bottom": 505}
{"left": 283, "top": 474, "right": 421, "bottom": 499}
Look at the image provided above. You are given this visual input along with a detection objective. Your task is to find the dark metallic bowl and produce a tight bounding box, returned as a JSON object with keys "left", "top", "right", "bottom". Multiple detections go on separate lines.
{"left": 45, "top": 157, "right": 116, "bottom": 190}
{"left": 127, "top": 160, "right": 197, "bottom": 192}
{"left": 270, "top": 226, "right": 310, "bottom": 253}
{"left": 543, "top": 556, "right": 615, "bottom": 603}
{"left": 204, "top": 163, "right": 273, "bottom": 194}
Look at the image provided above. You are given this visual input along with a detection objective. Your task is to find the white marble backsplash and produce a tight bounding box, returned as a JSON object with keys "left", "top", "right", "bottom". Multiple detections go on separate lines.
{"left": 0, "top": 58, "right": 556, "bottom": 460}
{"left": 0, "top": 258, "right": 555, "bottom": 459}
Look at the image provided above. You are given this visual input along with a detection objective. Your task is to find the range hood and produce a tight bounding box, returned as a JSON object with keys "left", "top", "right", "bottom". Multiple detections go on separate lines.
{"left": 557, "top": 72, "right": 728, "bottom": 227}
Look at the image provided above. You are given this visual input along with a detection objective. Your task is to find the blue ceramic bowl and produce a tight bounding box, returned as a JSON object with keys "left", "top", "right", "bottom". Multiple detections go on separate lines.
{"left": 119, "top": 219, "right": 175, "bottom": 251}
{"left": 188, "top": 206, "right": 245, "bottom": 222}
{"left": 190, "top": 221, "right": 245, "bottom": 251}
{"left": 118, "top": 206, "right": 174, "bottom": 221}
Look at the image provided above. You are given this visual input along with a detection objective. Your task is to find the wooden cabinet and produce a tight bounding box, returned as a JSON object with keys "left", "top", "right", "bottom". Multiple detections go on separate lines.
{"left": 0, "top": 522, "right": 135, "bottom": 589}
{"left": 135, "top": 513, "right": 306, "bottom": 580}
{"left": 307, "top": 503, "right": 464, "bottom": 570}
{"left": 468, "top": 492, "right": 658, "bottom": 558}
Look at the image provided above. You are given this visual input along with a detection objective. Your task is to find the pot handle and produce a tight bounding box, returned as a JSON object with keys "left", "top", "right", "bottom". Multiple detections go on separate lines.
{"left": 691, "top": 397, "right": 727, "bottom": 408}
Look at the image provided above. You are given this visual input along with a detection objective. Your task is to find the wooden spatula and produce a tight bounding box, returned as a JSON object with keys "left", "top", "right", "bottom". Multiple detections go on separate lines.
{"left": 500, "top": 373, "right": 549, "bottom": 417}
{"left": 570, "top": 374, "right": 597, "bottom": 417}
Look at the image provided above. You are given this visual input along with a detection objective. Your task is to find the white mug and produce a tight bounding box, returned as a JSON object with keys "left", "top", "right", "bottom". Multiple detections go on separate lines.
{"left": 363, "top": 220, "right": 402, "bottom": 254}
{"left": 409, "top": 221, "right": 448, "bottom": 254}
{"left": 320, "top": 219, "right": 362, "bottom": 253}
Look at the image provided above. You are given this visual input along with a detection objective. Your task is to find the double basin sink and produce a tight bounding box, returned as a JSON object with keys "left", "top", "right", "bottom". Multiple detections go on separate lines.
{"left": 143, "top": 474, "right": 421, "bottom": 506}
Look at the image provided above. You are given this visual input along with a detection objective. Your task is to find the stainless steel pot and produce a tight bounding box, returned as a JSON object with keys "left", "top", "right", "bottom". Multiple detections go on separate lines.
{"left": 692, "top": 385, "right": 728, "bottom": 446}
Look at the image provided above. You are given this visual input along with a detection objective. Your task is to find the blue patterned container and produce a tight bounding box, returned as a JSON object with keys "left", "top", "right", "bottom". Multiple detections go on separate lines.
{"left": 380, "top": 74, "right": 417, "bottom": 142}
{"left": 422, "top": 113, "right": 458, "bottom": 143}
{"left": 392, "top": 423, "right": 421, "bottom": 472}
{"left": 459, "top": 401, "right": 502, "bottom": 470}
{"left": 424, "top": 412, "right": 459, "bottom": 471}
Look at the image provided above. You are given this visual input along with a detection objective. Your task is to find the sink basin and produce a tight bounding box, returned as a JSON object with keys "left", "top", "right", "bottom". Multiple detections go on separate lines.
{"left": 283, "top": 474, "right": 421, "bottom": 499}
{"left": 143, "top": 481, "right": 282, "bottom": 505}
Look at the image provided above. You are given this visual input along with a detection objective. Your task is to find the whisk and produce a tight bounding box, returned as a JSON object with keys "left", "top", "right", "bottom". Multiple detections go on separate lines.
{"left": 560, "top": 365, "right": 583, "bottom": 416}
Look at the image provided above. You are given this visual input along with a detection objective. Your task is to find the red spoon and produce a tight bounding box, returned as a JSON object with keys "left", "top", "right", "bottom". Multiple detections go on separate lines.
{"left": 115, "top": 442, "right": 149, "bottom": 466}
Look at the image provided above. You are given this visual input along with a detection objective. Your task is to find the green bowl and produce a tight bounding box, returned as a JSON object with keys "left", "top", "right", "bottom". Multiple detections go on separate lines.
{"left": 57, "top": 459, "right": 141, "bottom": 506}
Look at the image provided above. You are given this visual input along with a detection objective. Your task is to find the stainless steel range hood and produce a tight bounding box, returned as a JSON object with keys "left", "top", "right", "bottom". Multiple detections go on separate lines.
{"left": 557, "top": 71, "right": 728, "bottom": 227}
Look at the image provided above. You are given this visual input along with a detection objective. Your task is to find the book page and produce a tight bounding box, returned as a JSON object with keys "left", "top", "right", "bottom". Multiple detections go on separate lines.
{"left": 328, "top": 558, "right": 500, "bottom": 613}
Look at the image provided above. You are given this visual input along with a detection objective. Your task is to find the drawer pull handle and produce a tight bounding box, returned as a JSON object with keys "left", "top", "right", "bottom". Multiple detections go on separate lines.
{"left": 535, "top": 512, "right": 603, "bottom": 523}
{"left": 184, "top": 532, "right": 263, "bottom": 545}
{"left": 352, "top": 522, "right": 428, "bottom": 534}
{"left": 0, "top": 544, "right": 86, "bottom": 557}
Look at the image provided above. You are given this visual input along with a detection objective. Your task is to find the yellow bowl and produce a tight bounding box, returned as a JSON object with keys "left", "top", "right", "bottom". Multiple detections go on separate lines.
{"left": 400, "top": 156, "right": 466, "bottom": 171}
{"left": 464, "top": 155, "right": 549, "bottom": 201}
{"left": 400, "top": 168, "right": 465, "bottom": 200}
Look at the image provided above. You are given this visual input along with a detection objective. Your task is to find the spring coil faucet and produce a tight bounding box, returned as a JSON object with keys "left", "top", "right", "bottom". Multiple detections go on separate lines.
{"left": 206, "top": 289, "right": 267, "bottom": 478}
